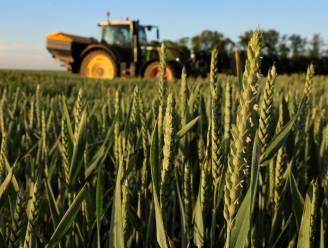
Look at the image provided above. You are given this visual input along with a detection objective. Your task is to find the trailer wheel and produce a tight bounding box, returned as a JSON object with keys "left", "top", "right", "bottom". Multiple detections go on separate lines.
{"left": 143, "top": 61, "right": 178, "bottom": 80}
{"left": 80, "top": 50, "right": 117, "bottom": 80}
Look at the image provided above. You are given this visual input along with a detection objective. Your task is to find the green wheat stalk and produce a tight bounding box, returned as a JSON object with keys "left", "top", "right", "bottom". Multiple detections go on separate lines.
{"left": 224, "top": 30, "right": 262, "bottom": 244}
{"left": 160, "top": 93, "right": 176, "bottom": 224}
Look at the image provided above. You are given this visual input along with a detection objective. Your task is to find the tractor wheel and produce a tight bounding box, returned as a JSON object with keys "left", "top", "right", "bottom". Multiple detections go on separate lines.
{"left": 80, "top": 50, "right": 117, "bottom": 80}
{"left": 143, "top": 61, "right": 179, "bottom": 80}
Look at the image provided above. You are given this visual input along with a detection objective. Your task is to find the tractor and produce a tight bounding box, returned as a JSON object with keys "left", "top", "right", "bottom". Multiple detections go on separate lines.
{"left": 46, "top": 17, "right": 197, "bottom": 80}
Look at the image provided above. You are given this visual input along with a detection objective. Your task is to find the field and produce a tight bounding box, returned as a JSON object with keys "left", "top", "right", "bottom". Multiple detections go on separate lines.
{"left": 0, "top": 32, "right": 327, "bottom": 248}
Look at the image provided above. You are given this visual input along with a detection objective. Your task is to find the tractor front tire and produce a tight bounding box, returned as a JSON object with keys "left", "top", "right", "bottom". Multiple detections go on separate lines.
{"left": 80, "top": 50, "right": 117, "bottom": 80}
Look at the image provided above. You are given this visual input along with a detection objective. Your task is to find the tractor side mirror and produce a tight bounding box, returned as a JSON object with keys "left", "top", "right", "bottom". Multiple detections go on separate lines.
{"left": 156, "top": 28, "right": 160, "bottom": 40}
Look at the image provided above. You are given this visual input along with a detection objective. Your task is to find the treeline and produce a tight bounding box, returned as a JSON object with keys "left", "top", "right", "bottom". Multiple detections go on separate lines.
{"left": 164, "top": 29, "right": 328, "bottom": 74}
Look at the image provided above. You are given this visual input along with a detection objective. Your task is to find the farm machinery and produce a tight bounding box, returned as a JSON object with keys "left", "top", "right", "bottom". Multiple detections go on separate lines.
{"left": 46, "top": 16, "right": 208, "bottom": 80}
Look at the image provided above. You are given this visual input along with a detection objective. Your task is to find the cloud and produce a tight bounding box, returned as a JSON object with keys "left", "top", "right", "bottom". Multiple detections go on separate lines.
{"left": 0, "top": 42, "right": 63, "bottom": 70}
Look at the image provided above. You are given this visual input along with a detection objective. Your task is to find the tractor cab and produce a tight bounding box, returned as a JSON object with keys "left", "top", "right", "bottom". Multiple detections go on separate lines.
{"left": 99, "top": 21, "right": 153, "bottom": 46}
{"left": 99, "top": 21, "right": 133, "bottom": 48}
{"left": 98, "top": 20, "right": 160, "bottom": 63}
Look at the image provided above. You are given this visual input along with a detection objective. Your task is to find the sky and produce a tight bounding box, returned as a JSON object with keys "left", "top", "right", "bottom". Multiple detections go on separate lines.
{"left": 0, "top": 0, "right": 327, "bottom": 70}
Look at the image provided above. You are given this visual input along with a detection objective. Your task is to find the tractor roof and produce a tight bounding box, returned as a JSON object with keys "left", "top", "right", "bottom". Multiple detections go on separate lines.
{"left": 98, "top": 20, "right": 136, "bottom": 27}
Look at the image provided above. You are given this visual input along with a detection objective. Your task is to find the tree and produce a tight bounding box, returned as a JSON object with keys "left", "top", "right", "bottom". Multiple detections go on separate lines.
{"left": 262, "top": 29, "right": 279, "bottom": 57}
{"left": 177, "top": 37, "right": 190, "bottom": 48}
{"left": 289, "top": 34, "right": 306, "bottom": 58}
{"left": 238, "top": 31, "right": 253, "bottom": 50}
{"left": 278, "top": 34, "right": 290, "bottom": 58}
{"left": 191, "top": 30, "right": 233, "bottom": 52}
{"left": 309, "top": 33, "right": 323, "bottom": 59}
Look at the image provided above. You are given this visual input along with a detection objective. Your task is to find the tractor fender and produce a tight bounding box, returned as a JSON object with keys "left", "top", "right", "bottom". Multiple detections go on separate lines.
{"left": 73, "top": 44, "right": 118, "bottom": 73}
{"left": 80, "top": 44, "right": 118, "bottom": 61}
{"left": 140, "top": 59, "right": 182, "bottom": 78}
{"left": 139, "top": 59, "right": 159, "bottom": 76}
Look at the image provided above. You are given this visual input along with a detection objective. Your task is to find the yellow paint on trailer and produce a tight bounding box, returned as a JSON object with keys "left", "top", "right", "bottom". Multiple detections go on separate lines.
{"left": 46, "top": 32, "right": 93, "bottom": 44}
{"left": 46, "top": 33, "right": 73, "bottom": 42}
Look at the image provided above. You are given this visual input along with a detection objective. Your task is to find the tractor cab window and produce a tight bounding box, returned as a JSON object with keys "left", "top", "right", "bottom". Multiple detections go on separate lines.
{"left": 138, "top": 27, "right": 148, "bottom": 46}
{"left": 102, "top": 25, "right": 131, "bottom": 47}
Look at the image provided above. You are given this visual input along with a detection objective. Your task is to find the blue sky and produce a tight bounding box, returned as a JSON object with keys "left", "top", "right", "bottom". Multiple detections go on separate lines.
{"left": 0, "top": 0, "right": 327, "bottom": 70}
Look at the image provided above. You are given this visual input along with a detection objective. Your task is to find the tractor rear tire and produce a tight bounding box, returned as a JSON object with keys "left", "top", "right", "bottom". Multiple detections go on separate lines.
{"left": 143, "top": 61, "right": 179, "bottom": 80}
{"left": 80, "top": 50, "right": 117, "bottom": 80}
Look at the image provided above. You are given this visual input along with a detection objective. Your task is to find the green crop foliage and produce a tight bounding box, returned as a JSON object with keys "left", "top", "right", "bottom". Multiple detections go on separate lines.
{"left": 0, "top": 31, "right": 327, "bottom": 247}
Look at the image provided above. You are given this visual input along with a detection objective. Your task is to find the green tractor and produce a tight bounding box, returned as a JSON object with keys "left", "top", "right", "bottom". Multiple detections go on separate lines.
{"left": 46, "top": 17, "right": 193, "bottom": 80}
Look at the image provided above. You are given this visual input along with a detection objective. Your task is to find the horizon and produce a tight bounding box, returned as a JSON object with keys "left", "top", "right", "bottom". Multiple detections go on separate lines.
{"left": 1, "top": 0, "right": 327, "bottom": 70}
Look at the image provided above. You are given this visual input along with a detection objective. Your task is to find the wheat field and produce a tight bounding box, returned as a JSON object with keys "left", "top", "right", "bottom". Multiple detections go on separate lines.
{"left": 0, "top": 32, "right": 327, "bottom": 248}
